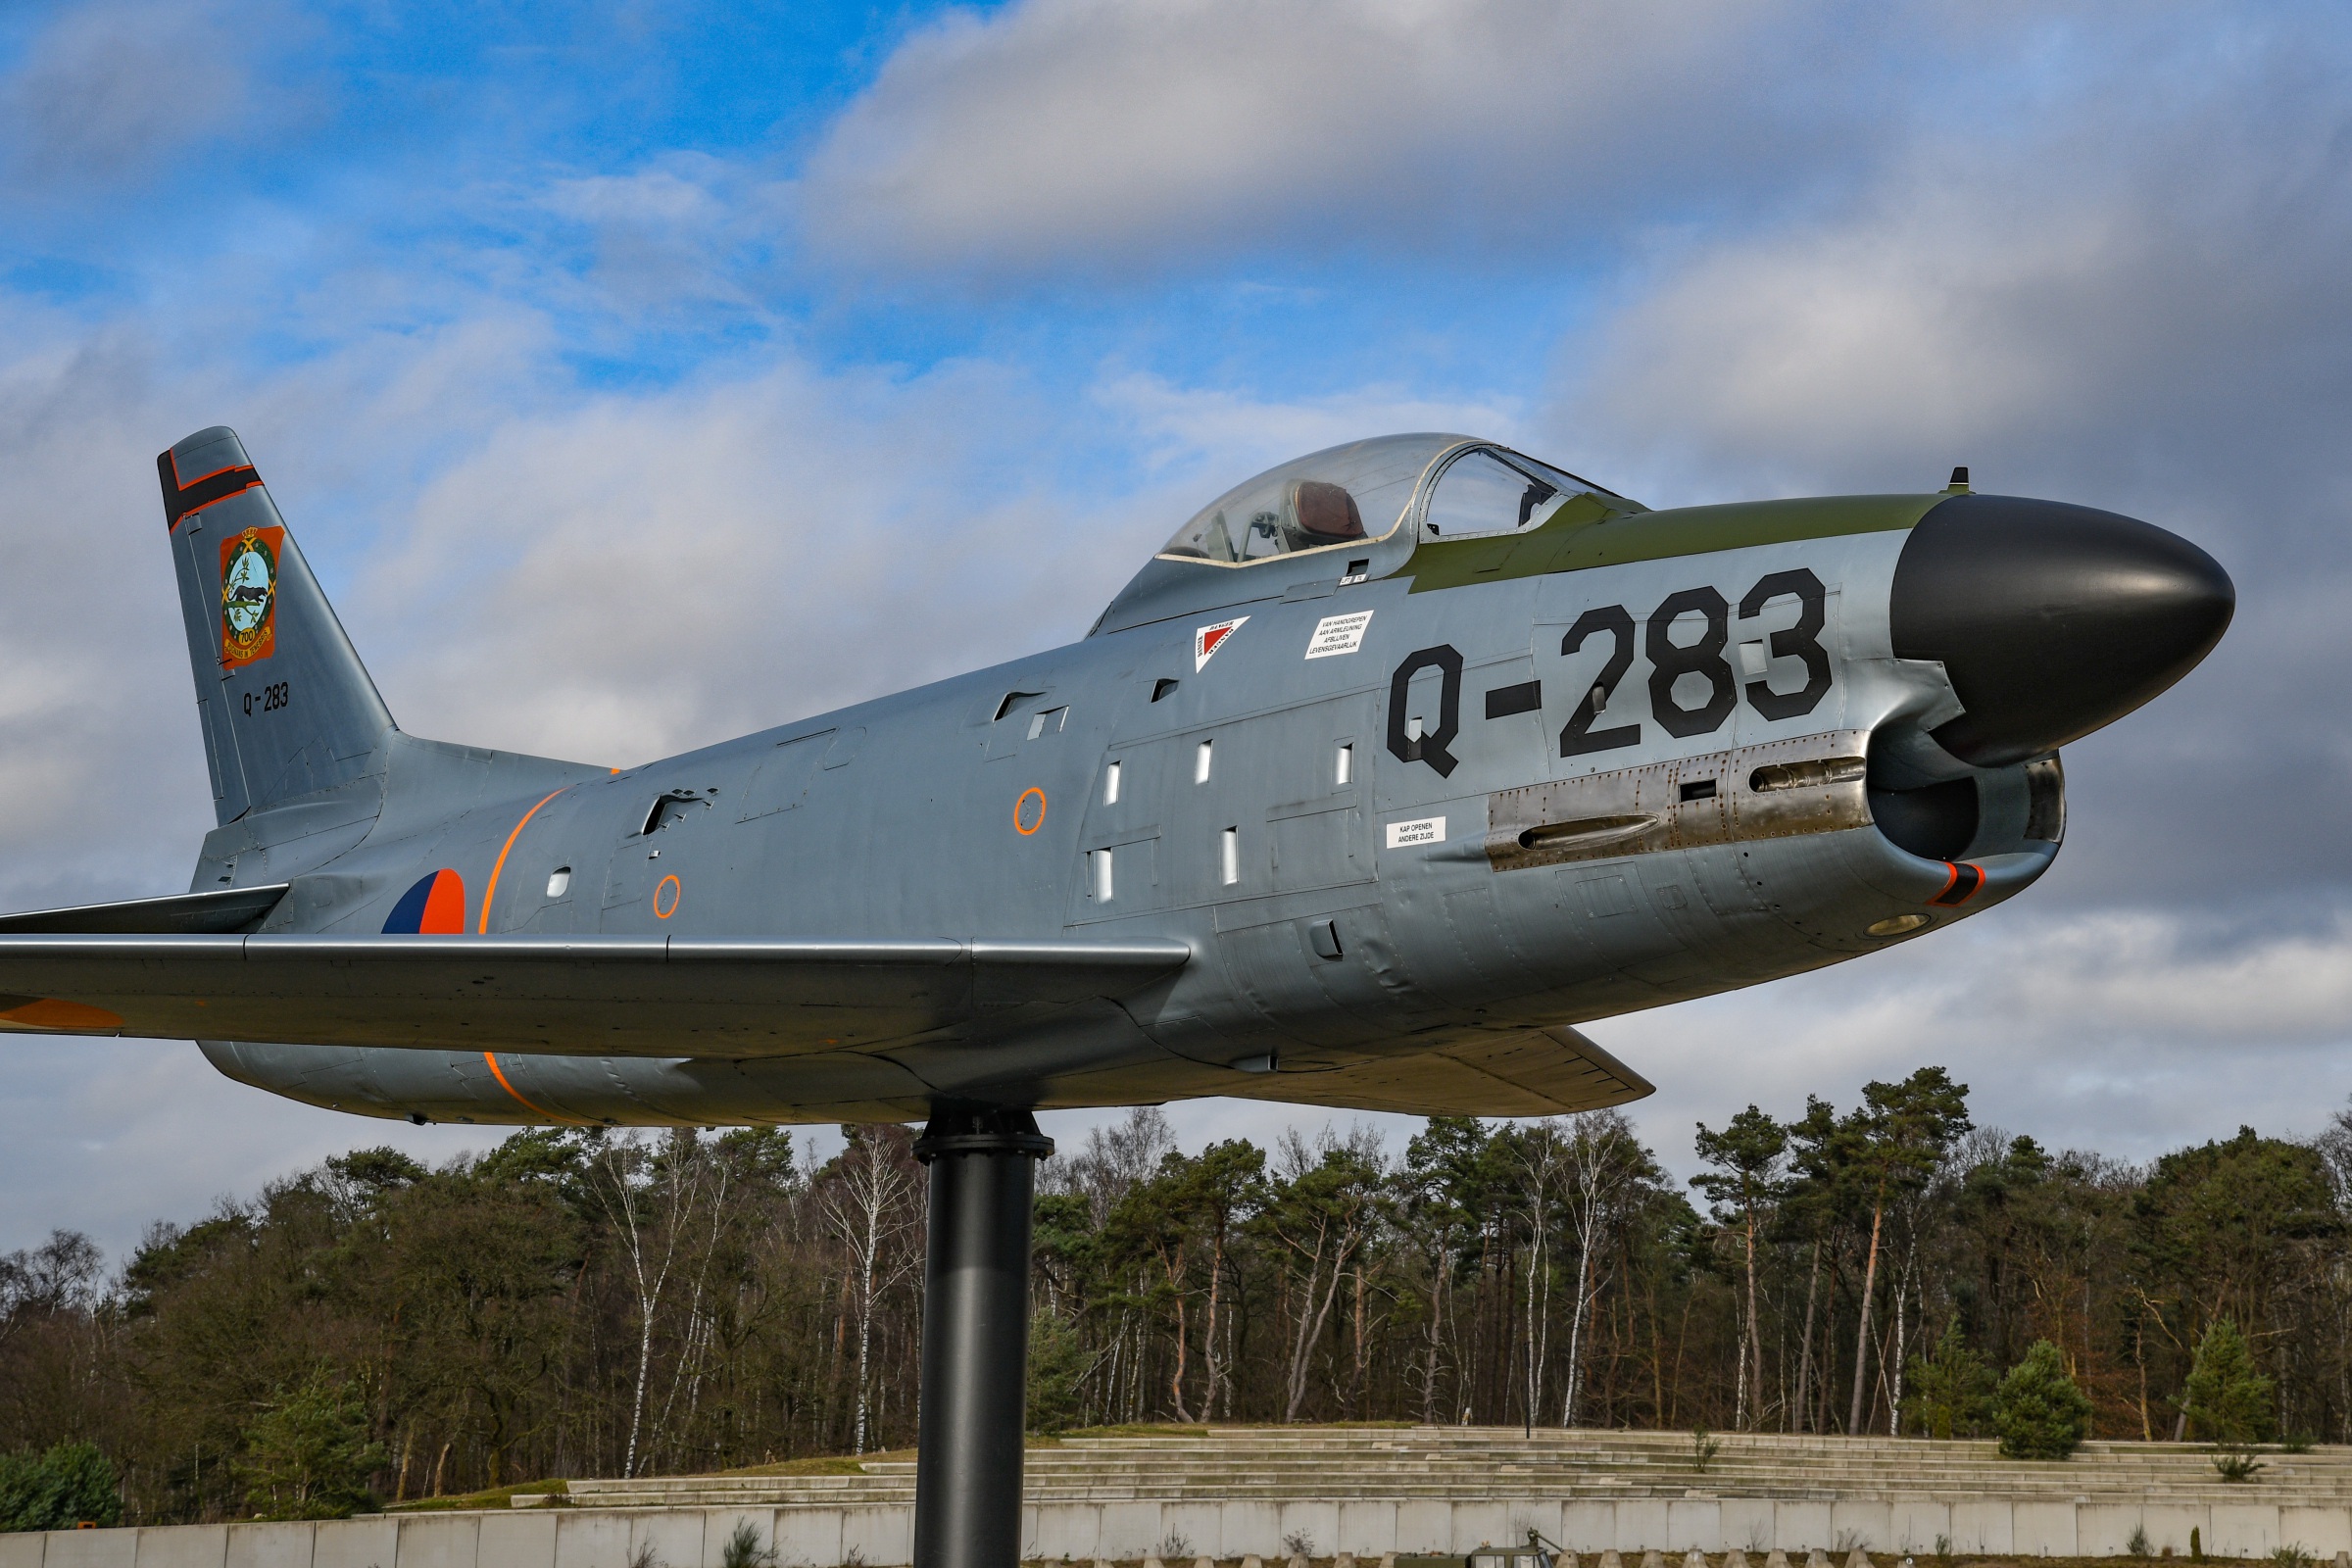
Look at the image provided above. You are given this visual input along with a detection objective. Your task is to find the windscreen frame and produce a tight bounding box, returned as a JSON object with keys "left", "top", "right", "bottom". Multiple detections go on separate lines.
{"left": 1415, "top": 443, "right": 1624, "bottom": 543}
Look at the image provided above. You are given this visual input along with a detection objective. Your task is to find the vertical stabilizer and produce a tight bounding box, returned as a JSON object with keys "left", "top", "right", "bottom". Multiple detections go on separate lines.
{"left": 160, "top": 427, "right": 396, "bottom": 823}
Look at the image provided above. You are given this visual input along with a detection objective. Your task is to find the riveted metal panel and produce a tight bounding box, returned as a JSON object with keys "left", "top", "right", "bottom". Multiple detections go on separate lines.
{"left": 1483, "top": 729, "right": 1868, "bottom": 871}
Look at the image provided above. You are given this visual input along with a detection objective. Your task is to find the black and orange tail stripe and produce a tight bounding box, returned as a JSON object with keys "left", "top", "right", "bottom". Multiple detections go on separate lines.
{"left": 1928, "top": 860, "right": 1985, "bottom": 906}
{"left": 158, "top": 450, "right": 262, "bottom": 531}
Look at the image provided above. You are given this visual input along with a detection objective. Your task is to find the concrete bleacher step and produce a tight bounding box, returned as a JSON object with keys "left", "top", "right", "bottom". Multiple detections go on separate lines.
{"left": 560, "top": 1428, "right": 2352, "bottom": 1510}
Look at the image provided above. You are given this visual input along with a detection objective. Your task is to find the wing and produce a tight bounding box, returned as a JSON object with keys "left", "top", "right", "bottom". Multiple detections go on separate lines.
{"left": 0, "top": 934, "right": 1191, "bottom": 1055}
{"left": 1226, "top": 1025, "right": 1652, "bottom": 1116}
{"left": 0, "top": 883, "right": 290, "bottom": 934}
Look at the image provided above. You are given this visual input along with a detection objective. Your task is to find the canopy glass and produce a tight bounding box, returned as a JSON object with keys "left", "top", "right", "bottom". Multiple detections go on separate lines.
{"left": 1157, "top": 433, "right": 1615, "bottom": 565}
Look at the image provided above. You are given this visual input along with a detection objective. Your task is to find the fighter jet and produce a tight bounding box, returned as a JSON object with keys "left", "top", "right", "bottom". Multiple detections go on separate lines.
{"left": 0, "top": 427, "right": 2231, "bottom": 1567}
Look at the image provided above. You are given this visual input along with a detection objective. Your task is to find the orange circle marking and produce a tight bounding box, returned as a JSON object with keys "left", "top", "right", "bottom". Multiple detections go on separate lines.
{"left": 1013, "top": 787, "right": 1048, "bottom": 836}
{"left": 653, "top": 874, "right": 682, "bottom": 918}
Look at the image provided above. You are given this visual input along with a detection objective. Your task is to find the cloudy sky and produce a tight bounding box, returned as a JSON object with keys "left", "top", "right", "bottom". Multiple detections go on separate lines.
{"left": 3, "top": 0, "right": 2350, "bottom": 1258}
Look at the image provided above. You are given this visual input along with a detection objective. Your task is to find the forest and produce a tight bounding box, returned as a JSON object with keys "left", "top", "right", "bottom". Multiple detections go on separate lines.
{"left": 2, "top": 1064, "right": 2347, "bottom": 1525}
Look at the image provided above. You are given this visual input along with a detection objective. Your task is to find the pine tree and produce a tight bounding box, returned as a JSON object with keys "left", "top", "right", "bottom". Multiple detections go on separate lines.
{"left": 1903, "top": 1317, "right": 1996, "bottom": 1439}
{"left": 1993, "top": 1340, "right": 2093, "bottom": 1459}
{"left": 1692, "top": 1106, "right": 1788, "bottom": 1431}
{"left": 0, "top": 1443, "right": 122, "bottom": 1532}
{"left": 237, "top": 1367, "right": 387, "bottom": 1519}
{"left": 2180, "top": 1319, "right": 2276, "bottom": 1445}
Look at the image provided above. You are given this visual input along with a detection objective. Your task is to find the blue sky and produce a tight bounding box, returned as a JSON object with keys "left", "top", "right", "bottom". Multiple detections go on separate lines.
{"left": 6, "top": 0, "right": 2352, "bottom": 1255}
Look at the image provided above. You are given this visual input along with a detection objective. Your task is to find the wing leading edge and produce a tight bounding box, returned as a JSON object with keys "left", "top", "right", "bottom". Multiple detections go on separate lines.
{"left": 0, "top": 934, "right": 1192, "bottom": 1056}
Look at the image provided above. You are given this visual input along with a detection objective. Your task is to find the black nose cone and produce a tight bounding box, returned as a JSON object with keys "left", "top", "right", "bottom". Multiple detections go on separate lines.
{"left": 1890, "top": 494, "right": 2233, "bottom": 767}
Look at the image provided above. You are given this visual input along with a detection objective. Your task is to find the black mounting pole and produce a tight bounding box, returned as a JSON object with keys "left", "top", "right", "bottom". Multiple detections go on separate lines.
{"left": 911, "top": 1104, "right": 1054, "bottom": 1568}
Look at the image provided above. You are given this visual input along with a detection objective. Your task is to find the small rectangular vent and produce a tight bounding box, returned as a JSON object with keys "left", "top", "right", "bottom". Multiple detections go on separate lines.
{"left": 642, "top": 794, "right": 708, "bottom": 835}
{"left": 994, "top": 690, "right": 1046, "bottom": 722}
{"left": 1307, "top": 918, "right": 1343, "bottom": 960}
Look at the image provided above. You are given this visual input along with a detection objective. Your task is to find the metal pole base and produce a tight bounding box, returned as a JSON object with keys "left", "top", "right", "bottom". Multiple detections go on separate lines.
{"left": 912, "top": 1104, "right": 1054, "bottom": 1568}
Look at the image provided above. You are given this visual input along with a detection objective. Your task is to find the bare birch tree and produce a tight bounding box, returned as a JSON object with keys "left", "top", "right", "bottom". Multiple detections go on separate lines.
{"left": 583, "top": 1129, "right": 720, "bottom": 1479}
{"left": 1558, "top": 1109, "right": 1641, "bottom": 1427}
{"left": 1261, "top": 1126, "right": 1388, "bottom": 1422}
{"left": 1506, "top": 1123, "right": 1565, "bottom": 1427}
{"left": 816, "top": 1125, "right": 922, "bottom": 1455}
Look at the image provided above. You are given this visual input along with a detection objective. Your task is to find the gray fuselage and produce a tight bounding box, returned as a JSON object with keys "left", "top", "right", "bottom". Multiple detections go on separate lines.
{"left": 202, "top": 511, "right": 2058, "bottom": 1126}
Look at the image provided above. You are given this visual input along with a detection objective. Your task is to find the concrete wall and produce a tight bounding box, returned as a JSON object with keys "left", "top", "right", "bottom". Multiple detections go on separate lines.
{"left": 3, "top": 1495, "right": 2344, "bottom": 1568}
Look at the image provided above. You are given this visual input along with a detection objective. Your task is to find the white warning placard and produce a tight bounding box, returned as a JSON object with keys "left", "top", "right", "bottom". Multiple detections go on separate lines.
{"left": 1303, "top": 610, "right": 1374, "bottom": 660}
{"left": 1385, "top": 815, "right": 1446, "bottom": 848}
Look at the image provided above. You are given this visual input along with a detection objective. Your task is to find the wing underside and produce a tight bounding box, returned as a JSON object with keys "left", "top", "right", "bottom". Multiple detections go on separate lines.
{"left": 1227, "top": 1025, "right": 1652, "bottom": 1116}
{"left": 0, "top": 928, "right": 1652, "bottom": 1120}
{"left": 0, "top": 934, "right": 1194, "bottom": 1055}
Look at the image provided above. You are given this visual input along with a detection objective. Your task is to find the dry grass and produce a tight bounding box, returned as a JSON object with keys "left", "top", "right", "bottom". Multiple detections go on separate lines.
{"left": 383, "top": 1476, "right": 567, "bottom": 1513}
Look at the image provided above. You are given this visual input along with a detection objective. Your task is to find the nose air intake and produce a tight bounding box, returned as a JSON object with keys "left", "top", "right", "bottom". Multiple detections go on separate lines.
{"left": 1889, "top": 494, "right": 2234, "bottom": 767}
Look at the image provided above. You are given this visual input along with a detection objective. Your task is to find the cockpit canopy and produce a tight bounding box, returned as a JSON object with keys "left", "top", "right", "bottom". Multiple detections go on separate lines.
{"left": 1157, "top": 433, "right": 1617, "bottom": 566}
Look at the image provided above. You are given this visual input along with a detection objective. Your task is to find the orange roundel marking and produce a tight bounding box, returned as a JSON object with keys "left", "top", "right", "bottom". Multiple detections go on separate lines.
{"left": 1013, "top": 787, "right": 1048, "bottom": 836}
{"left": 654, "top": 874, "right": 681, "bottom": 919}
{"left": 0, "top": 998, "right": 124, "bottom": 1031}
{"left": 480, "top": 789, "right": 567, "bottom": 934}
{"left": 482, "top": 1052, "right": 587, "bottom": 1125}
{"left": 419, "top": 869, "right": 466, "bottom": 934}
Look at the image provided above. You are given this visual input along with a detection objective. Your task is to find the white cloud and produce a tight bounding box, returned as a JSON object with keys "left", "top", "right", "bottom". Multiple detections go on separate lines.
{"left": 1095, "top": 369, "right": 1523, "bottom": 488}
{"left": 348, "top": 357, "right": 1126, "bottom": 763}
{"left": 1556, "top": 17, "right": 2352, "bottom": 518}
{"left": 0, "top": 0, "right": 278, "bottom": 188}
{"left": 0, "top": 308, "right": 215, "bottom": 909}
{"left": 797, "top": 0, "right": 1905, "bottom": 276}
{"left": 0, "top": 1036, "right": 487, "bottom": 1261}
{"left": 531, "top": 156, "right": 787, "bottom": 322}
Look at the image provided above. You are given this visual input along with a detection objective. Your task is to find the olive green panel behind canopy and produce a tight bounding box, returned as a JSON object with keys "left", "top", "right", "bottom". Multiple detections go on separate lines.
{"left": 1404, "top": 491, "right": 1950, "bottom": 593}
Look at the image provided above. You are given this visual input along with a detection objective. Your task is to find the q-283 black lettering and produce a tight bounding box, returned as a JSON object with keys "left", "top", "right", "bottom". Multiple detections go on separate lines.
{"left": 1386, "top": 567, "right": 1832, "bottom": 770}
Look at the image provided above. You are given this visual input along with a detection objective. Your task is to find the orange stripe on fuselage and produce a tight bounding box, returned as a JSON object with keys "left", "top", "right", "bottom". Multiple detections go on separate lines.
{"left": 482, "top": 1052, "right": 588, "bottom": 1125}
{"left": 479, "top": 789, "right": 567, "bottom": 934}
{"left": 469, "top": 791, "right": 578, "bottom": 1123}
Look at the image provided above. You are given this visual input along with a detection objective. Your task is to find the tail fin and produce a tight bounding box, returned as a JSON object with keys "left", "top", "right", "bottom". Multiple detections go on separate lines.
{"left": 160, "top": 427, "right": 396, "bottom": 823}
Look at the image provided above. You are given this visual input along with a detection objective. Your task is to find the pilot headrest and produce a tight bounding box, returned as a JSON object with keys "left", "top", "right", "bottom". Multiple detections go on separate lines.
{"left": 1294, "top": 480, "right": 1365, "bottom": 543}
